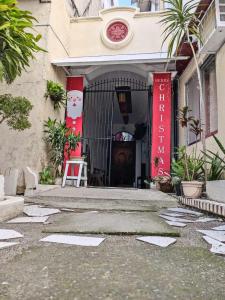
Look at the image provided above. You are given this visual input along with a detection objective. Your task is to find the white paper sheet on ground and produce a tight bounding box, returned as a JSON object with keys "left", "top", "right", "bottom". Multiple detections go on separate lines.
{"left": 0, "top": 229, "right": 23, "bottom": 240}
{"left": 159, "top": 215, "right": 194, "bottom": 223}
{"left": 40, "top": 234, "right": 105, "bottom": 246}
{"left": 165, "top": 221, "right": 187, "bottom": 227}
{"left": 202, "top": 236, "right": 225, "bottom": 255}
{"left": 0, "top": 242, "right": 19, "bottom": 249}
{"left": 136, "top": 236, "right": 176, "bottom": 247}
{"left": 7, "top": 216, "right": 49, "bottom": 223}
{"left": 167, "top": 207, "right": 203, "bottom": 216}
{"left": 212, "top": 225, "right": 225, "bottom": 231}
{"left": 161, "top": 212, "right": 185, "bottom": 217}
{"left": 24, "top": 205, "right": 60, "bottom": 217}
{"left": 195, "top": 217, "right": 219, "bottom": 223}
{"left": 197, "top": 230, "right": 225, "bottom": 242}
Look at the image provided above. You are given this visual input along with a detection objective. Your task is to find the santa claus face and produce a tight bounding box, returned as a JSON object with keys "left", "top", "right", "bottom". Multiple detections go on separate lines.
{"left": 67, "top": 90, "right": 83, "bottom": 119}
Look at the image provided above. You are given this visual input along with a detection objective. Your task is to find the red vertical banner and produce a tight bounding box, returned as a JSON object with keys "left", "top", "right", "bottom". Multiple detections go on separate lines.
{"left": 65, "top": 76, "right": 84, "bottom": 159}
{"left": 151, "top": 73, "right": 172, "bottom": 177}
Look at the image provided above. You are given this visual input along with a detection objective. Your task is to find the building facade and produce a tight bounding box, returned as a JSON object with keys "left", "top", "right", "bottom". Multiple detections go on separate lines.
{"left": 1, "top": 0, "right": 223, "bottom": 188}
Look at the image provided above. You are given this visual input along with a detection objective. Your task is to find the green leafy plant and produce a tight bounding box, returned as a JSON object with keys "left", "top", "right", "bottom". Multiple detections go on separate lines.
{"left": 0, "top": 0, "right": 44, "bottom": 83}
{"left": 160, "top": 0, "right": 207, "bottom": 180}
{"left": 203, "top": 135, "right": 225, "bottom": 180}
{"left": 172, "top": 146, "right": 204, "bottom": 181}
{"left": 66, "top": 132, "right": 81, "bottom": 160}
{"left": 44, "top": 118, "right": 80, "bottom": 176}
{"left": 39, "top": 166, "right": 55, "bottom": 185}
{"left": 0, "top": 94, "right": 33, "bottom": 130}
{"left": 177, "top": 106, "right": 194, "bottom": 128}
{"left": 45, "top": 80, "right": 67, "bottom": 109}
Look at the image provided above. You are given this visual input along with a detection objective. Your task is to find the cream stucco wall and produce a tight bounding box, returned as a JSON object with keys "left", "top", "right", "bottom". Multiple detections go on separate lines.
{"left": 178, "top": 43, "right": 225, "bottom": 155}
{"left": 69, "top": 7, "right": 168, "bottom": 56}
{"left": 0, "top": 0, "right": 68, "bottom": 173}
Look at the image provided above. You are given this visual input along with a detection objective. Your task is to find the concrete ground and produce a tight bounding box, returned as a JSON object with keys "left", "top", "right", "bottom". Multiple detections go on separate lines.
{"left": 1, "top": 188, "right": 225, "bottom": 299}
{"left": 27, "top": 186, "right": 177, "bottom": 211}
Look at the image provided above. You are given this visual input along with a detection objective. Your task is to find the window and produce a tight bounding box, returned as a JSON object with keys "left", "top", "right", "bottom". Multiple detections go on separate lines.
{"left": 185, "top": 72, "right": 200, "bottom": 145}
{"left": 202, "top": 59, "right": 218, "bottom": 136}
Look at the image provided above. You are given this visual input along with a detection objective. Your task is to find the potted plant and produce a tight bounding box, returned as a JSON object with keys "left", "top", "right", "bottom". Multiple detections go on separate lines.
{"left": 171, "top": 176, "right": 182, "bottom": 196}
{"left": 45, "top": 80, "right": 67, "bottom": 109}
{"left": 172, "top": 146, "right": 204, "bottom": 198}
{"left": 153, "top": 174, "right": 174, "bottom": 193}
{"left": 43, "top": 118, "right": 80, "bottom": 177}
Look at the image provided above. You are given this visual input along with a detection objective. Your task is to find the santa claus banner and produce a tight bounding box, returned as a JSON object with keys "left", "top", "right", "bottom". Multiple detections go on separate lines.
{"left": 151, "top": 73, "right": 172, "bottom": 178}
{"left": 65, "top": 76, "right": 84, "bottom": 159}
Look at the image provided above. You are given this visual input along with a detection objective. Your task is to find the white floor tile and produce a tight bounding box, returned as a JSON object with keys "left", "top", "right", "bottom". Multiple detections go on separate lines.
{"left": 24, "top": 205, "right": 60, "bottom": 217}
{"left": 198, "top": 230, "right": 225, "bottom": 242}
{"left": 136, "top": 236, "right": 176, "bottom": 247}
{"left": 40, "top": 234, "right": 105, "bottom": 246}
{"left": 167, "top": 207, "right": 203, "bottom": 216}
{"left": 7, "top": 217, "right": 49, "bottom": 223}
{"left": 0, "top": 229, "right": 23, "bottom": 240}
{"left": 165, "top": 221, "right": 187, "bottom": 227}
{"left": 0, "top": 242, "right": 19, "bottom": 249}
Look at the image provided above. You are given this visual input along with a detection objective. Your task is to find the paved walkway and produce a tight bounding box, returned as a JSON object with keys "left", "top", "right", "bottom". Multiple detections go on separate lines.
{"left": 28, "top": 187, "right": 177, "bottom": 211}
{"left": 0, "top": 188, "right": 225, "bottom": 299}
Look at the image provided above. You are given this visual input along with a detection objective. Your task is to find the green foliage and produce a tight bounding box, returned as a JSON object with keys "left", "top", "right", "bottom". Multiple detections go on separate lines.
{"left": 202, "top": 136, "right": 225, "bottom": 180}
{"left": 160, "top": 0, "right": 201, "bottom": 57}
{"left": 66, "top": 132, "right": 81, "bottom": 159}
{"left": 0, "top": 93, "right": 33, "bottom": 130}
{"left": 45, "top": 80, "right": 67, "bottom": 109}
{"left": 206, "top": 153, "right": 225, "bottom": 181}
{"left": 44, "top": 118, "right": 80, "bottom": 175}
{"left": 172, "top": 146, "right": 204, "bottom": 181}
{"left": 39, "top": 166, "right": 55, "bottom": 185}
{"left": 0, "top": 0, "right": 45, "bottom": 83}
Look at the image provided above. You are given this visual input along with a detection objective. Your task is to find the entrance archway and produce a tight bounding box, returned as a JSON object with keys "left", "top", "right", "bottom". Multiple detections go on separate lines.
{"left": 82, "top": 72, "right": 151, "bottom": 188}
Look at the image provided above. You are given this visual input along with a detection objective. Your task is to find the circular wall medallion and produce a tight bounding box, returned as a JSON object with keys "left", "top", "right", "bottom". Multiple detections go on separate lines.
{"left": 106, "top": 21, "right": 128, "bottom": 42}
{"left": 101, "top": 18, "right": 134, "bottom": 50}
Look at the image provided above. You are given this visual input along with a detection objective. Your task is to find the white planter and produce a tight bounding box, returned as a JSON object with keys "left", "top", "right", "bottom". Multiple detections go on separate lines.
{"left": 206, "top": 180, "right": 225, "bottom": 203}
{"left": 181, "top": 181, "right": 203, "bottom": 199}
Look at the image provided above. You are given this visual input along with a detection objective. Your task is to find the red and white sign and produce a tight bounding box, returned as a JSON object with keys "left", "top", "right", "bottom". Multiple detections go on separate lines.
{"left": 107, "top": 21, "right": 128, "bottom": 42}
{"left": 151, "top": 73, "right": 172, "bottom": 177}
{"left": 65, "top": 76, "right": 84, "bottom": 159}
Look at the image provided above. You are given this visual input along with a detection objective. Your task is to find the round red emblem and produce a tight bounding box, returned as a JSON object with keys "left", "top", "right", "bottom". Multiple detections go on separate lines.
{"left": 106, "top": 21, "right": 128, "bottom": 42}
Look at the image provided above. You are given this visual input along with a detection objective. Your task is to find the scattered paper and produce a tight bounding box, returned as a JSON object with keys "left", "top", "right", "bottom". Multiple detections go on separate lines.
{"left": 202, "top": 236, "right": 225, "bottom": 255}
{"left": 159, "top": 215, "right": 194, "bottom": 223}
{"left": 167, "top": 207, "right": 203, "bottom": 216}
{"left": 165, "top": 221, "right": 187, "bottom": 227}
{"left": 136, "top": 236, "right": 176, "bottom": 247}
{"left": 0, "top": 242, "right": 19, "bottom": 249}
{"left": 195, "top": 217, "right": 219, "bottom": 223}
{"left": 24, "top": 205, "right": 60, "bottom": 217}
{"left": 161, "top": 212, "right": 185, "bottom": 217}
{"left": 197, "top": 230, "right": 225, "bottom": 242}
{"left": 7, "top": 216, "right": 49, "bottom": 224}
{"left": 40, "top": 234, "right": 105, "bottom": 246}
{"left": 212, "top": 225, "right": 225, "bottom": 231}
{"left": 0, "top": 229, "right": 23, "bottom": 240}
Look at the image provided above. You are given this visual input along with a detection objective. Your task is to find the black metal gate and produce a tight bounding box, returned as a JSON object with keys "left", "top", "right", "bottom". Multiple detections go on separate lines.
{"left": 82, "top": 77, "right": 151, "bottom": 187}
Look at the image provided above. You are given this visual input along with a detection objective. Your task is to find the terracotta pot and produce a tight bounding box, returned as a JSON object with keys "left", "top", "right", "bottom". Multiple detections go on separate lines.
{"left": 181, "top": 181, "right": 203, "bottom": 199}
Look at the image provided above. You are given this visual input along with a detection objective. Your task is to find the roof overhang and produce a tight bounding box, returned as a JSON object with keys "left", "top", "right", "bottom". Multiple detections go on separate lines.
{"left": 52, "top": 52, "right": 189, "bottom": 67}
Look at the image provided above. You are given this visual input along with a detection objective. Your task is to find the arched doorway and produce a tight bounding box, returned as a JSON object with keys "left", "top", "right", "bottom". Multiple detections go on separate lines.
{"left": 83, "top": 73, "right": 151, "bottom": 187}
